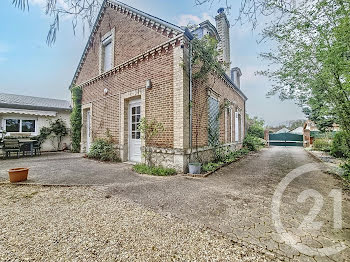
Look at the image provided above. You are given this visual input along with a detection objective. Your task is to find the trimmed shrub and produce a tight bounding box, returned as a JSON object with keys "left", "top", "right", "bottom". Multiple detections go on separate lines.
{"left": 243, "top": 135, "right": 265, "bottom": 151}
{"left": 133, "top": 164, "right": 176, "bottom": 176}
{"left": 313, "top": 138, "right": 332, "bottom": 152}
{"left": 87, "top": 139, "right": 120, "bottom": 162}
{"left": 331, "top": 131, "right": 349, "bottom": 158}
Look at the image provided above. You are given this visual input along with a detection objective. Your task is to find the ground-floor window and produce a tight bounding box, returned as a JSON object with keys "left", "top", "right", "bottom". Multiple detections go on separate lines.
{"left": 4, "top": 118, "right": 36, "bottom": 133}
{"left": 208, "top": 96, "right": 220, "bottom": 146}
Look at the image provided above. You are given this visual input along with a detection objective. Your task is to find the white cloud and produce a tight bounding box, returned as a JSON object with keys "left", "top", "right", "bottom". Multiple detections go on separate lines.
{"left": 176, "top": 13, "right": 215, "bottom": 27}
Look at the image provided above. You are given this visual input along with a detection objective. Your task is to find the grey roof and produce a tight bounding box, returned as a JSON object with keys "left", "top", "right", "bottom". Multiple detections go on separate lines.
{"left": 0, "top": 93, "right": 71, "bottom": 111}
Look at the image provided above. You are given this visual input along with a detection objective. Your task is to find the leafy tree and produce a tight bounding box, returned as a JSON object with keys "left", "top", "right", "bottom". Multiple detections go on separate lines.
{"left": 246, "top": 115, "right": 265, "bottom": 138}
{"left": 49, "top": 119, "right": 69, "bottom": 150}
{"left": 257, "top": 0, "right": 350, "bottom": 157}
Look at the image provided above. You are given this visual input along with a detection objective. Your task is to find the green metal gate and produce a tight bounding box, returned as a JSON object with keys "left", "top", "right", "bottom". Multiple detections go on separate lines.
{"left": 269, "top": 133, "right": 303, "bottom": 147}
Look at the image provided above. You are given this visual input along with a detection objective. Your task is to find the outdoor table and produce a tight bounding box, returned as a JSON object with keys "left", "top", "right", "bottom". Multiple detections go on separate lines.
{"left": 18, "top": 139, "right": 37, "bottom": 157}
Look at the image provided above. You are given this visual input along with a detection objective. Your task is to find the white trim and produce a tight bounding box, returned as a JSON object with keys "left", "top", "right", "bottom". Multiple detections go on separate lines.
{"left": 235, "top": 111, "right": 239, "bottom": 142}
{"left": 0, "top": 108, "right": 57, "bottom": 116}
{"left": 99, "top": 28, "right": 115, "bottom": 74}
{"left": 230, "top": 107, "right": 233, "bottom": 142}
{"left": 128, "top": 99, "right": 141, "bottom": 162}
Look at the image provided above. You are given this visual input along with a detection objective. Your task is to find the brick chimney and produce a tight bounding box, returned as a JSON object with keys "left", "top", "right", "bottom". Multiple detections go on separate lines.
{"left": 215, "top": 8, "right": 231, "bottom": 75}
{"left": 231, "top": 67, "right": 242, "bottom": 88}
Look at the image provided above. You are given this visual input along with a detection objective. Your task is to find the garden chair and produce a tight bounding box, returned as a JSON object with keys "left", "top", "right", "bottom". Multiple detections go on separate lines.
{"left": 33, "top": 140, "right": 41, "bottom": 156}
{"left": 3, "top": 139, "right": 20, "bottom": 159}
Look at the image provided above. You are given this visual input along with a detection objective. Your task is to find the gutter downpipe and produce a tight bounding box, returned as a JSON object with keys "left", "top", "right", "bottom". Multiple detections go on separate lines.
{"left": 189, "top": 40, "right": 193, "bottom": 148}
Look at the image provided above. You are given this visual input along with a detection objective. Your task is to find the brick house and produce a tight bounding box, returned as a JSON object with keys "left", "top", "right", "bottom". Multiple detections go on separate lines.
{"left": 70, "top": 0, "right": 248, "bottom": 172}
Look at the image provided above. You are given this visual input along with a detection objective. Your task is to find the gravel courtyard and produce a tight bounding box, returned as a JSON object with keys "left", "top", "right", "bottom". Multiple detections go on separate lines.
{"left": 0, "top": 185, "right": 278, "bottom": 261}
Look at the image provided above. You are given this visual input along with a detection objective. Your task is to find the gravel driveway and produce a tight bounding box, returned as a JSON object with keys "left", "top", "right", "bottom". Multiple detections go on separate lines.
{"left": 0, "top": 185, "right": 278, "bottom": 261}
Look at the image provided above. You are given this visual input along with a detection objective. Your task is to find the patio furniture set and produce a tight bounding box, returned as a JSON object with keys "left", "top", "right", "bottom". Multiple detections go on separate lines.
{"left": 1, "top": 139, "right": 41, "bottom": 159}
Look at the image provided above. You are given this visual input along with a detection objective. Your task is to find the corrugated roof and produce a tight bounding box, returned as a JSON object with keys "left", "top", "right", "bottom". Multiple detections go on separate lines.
{"left": 0, "top": 93, "right": 71, "bottom": 111}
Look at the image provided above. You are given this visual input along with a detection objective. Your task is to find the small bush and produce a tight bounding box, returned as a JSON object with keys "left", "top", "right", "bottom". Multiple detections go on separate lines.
{"left": 87, "top": 139, "right": 120, "bottom": 162}
{"left": 243, "top": 135, "right": 265, "bottom": 151}
{"left": 202, "top": 162, "right": 223, "bottom": 172}
{"left": 313, "top": 138, "right": 332, "bottom": 152}
{"left": 331, "top": 131, "right": 349, "bottom": 158}
{"left": 341, "top": 161, "right": 350, "bottom": 180}
{"left": 247, "top": 125, "right": 264, "bottom": 139}
{"left": 203, "top": 148, "right": 250, "bottom": 173}
{"left": 133, "top": 164, "right": 176, "bottom": 176}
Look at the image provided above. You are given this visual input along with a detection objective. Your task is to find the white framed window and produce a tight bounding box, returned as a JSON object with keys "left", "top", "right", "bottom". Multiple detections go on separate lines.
{"left": 100, "top": 28, "right": 115, "bottom": 73}
{"left": 102, "top": 37, "right": 112, "bottom": 72}
{"left": 4, "top": 118, "right": 36, "bottom": 133}
{"left": 208, "top": 96, "right": 220, "bottom": 146}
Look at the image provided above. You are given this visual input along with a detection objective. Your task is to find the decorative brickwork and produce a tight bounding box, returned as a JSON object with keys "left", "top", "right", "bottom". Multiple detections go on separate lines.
{"left": 74, "top": 2, "right": 247, "bottom": 172}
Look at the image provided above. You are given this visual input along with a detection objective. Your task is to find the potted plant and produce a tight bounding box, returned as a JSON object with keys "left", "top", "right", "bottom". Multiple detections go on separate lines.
{"left": 8, "top": 168, "right": 29, "bottom": 183}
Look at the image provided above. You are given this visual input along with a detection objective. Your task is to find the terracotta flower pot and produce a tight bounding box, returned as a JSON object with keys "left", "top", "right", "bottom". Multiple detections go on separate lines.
{"left": 8, "top": 168, "right": 29, "bottom": 183}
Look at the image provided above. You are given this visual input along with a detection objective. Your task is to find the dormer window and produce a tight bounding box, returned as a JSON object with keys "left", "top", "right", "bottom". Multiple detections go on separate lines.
{"left": 100, "top": 28, "right": 115, "bottom": 74}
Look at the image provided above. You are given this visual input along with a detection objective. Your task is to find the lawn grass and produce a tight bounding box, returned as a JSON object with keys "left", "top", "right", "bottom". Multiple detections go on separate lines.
{"left": 133, "top": 164, "right": 177, "bottom": 176}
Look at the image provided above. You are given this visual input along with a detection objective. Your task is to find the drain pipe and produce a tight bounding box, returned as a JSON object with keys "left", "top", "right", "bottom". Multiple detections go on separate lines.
{"left": 189, "top": 41, "right": 193, "bottom": 148}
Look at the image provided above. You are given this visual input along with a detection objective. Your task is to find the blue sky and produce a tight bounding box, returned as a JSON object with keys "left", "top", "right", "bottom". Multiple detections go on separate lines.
{"left": 0, "top": 0, "right": 305, "bottom": 126}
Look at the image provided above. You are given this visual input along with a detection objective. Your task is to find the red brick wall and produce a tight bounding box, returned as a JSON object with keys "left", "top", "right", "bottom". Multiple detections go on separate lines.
{"left": 192, "top": 74, "right": 246, "bottom": 147}
{"left": 81, "top": 49, "right": 174, "bottom": 148}
{"left": 76, "top": 6, "right": 171, "bottom": 85}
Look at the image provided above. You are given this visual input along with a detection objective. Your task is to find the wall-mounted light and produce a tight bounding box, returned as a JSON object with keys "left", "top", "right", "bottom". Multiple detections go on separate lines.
{"left": 146, "top": 79, "right": 152, "bottom": 89}
{"left": 104, "top": 88, "right": 109, "bottom": 95}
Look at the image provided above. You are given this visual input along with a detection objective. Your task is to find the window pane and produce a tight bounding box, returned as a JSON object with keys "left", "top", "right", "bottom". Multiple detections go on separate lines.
{"left": 136, "top": 106, "right": 140, "bottom": 114}
{"left": 6, "top": 119, "right": 20, "bottom": 132}
{"left": 136, "top": 115, "right": 140, "bottom": 122}
{"left": 136, "top": 132, "right": 140, "bottom": 139}
{"left": 132, "top": 132, "right": 136, "bottom": 139}
{"left": 22, "top": 120, "right": 35, "bottom": 132}
{"left": 103, "top": 41, "right": 112, "bottom": 72}
{"left": 208, "top": 97, "right": 220, "bottom": 146}
{"left": 132, "top": 124, "right": 136, "bottom": 131}
{"left": 132, "top": 107, "right": 136, "bottom": 114}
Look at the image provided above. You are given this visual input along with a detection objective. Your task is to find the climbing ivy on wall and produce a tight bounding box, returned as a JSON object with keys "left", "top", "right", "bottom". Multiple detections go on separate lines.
{"left": 189, "top": 35, "right": 226, "bottom": 162}
{"left": 70, "top": 85, "right": 82, "bottom": 153}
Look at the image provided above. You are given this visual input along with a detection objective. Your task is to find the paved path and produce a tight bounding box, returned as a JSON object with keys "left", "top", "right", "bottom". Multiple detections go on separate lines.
{"left": 1, "top": 148, "right": 349, "bottom": 261}
{"left": 104, "top": 147, "right": 350, "bottom": 261}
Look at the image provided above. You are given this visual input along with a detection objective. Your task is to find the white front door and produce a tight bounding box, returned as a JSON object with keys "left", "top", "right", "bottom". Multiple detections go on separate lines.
{"left": 86, "top": 110, "right": 91, "bottom": 152}
{"left": 129, "top": 100, "right": 141, "bottom": 162}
